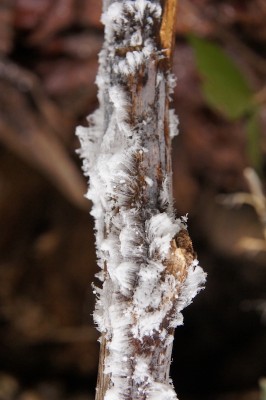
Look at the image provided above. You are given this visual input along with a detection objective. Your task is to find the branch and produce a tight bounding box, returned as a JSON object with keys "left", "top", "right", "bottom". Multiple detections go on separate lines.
{"left": 77, "top": 1, "right": 206, "bottom": 399}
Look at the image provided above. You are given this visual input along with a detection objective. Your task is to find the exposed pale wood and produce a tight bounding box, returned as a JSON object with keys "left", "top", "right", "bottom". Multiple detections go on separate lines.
{"left": 160, "top": 0, "right": 178, "bottom": 60}
{"left": 95, "top": 336, "right": 109, "bottom": 400}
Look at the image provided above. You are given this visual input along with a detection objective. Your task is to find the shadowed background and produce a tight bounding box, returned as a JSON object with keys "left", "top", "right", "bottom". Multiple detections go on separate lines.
{"left": 0, "top": 1, "right": 265, "bottom": 399}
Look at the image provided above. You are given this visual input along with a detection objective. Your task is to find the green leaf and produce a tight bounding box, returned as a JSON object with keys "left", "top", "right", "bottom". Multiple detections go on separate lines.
{"left": 189, "top": 35, "right": 253, "bottom": 120}
{"left": 246, "top": 111, "right": 262, "bottom": 172}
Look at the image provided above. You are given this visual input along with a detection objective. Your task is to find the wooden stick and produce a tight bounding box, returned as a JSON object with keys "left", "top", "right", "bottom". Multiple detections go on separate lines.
{"left": 77, "top": 1, "right": 206, "bottom": 399}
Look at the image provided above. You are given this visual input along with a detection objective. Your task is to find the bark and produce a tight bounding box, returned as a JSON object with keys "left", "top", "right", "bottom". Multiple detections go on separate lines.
{"left": 77, "top": 1, "right": 206, "bottom": 399}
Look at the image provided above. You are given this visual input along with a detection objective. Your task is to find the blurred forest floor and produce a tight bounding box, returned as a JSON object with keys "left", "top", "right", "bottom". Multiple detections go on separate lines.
{"left": 0, "top": 0, "right": 266, "bottom": 399}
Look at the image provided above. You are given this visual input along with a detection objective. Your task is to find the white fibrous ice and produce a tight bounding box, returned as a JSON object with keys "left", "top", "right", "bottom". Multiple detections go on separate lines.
{"left": 76, "top": 1, "right": 206, "bottom": 399}
{"left": 169, "top": 109, "right": 179, "bottom": 138}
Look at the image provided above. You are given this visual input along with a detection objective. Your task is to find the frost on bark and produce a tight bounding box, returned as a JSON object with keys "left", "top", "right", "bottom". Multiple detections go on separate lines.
{"left": 77, "top": 0, "right": 206, "bottom": 399}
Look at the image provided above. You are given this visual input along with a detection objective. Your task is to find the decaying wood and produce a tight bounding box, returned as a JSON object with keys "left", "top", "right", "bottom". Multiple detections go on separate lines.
{"left": 77, "top": 0, "right": 206, "bottom": 399}
{"left": 96, "top": 2, "right": 179, "bottom": 398}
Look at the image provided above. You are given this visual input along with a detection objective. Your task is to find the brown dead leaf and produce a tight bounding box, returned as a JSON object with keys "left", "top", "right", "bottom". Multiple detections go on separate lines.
{"left": 0, "top": 60, "right": 87, "bottom": 210}
{"left": 40, "top": 33, "right": 102, "bottom": 60}
{"left": 14, "top": 0, "right": 52, "bottom": 30}
{"left": 0, "top": 1, "right": 14, "bottom": 55}
{"left": 77, "top": 0, "right": 102, "bottom": 29}
{"left": 27, "top": 0, "right": 75, "bottom": 45}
